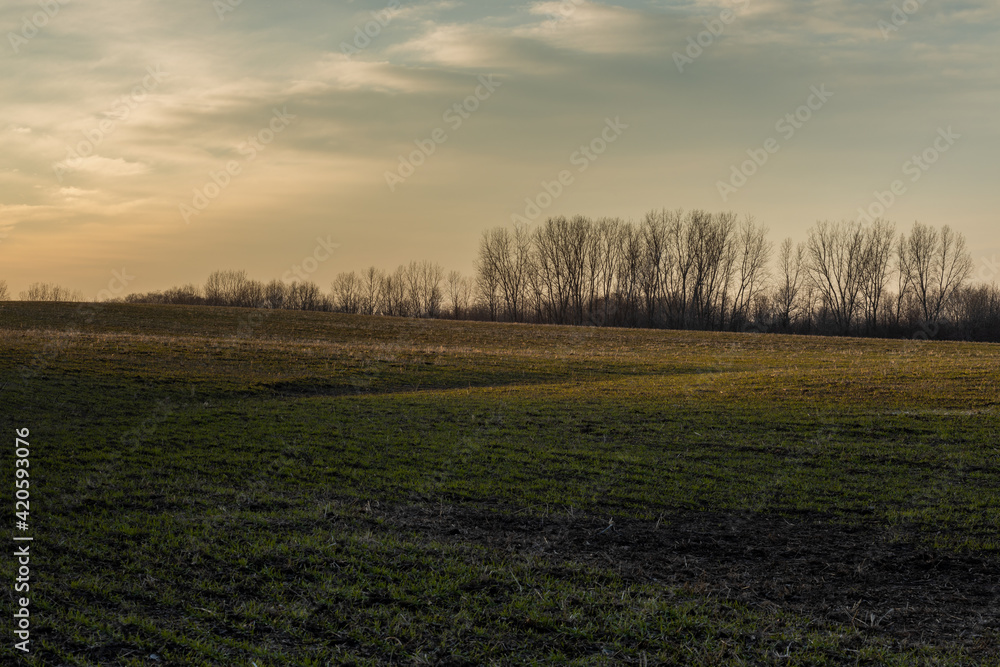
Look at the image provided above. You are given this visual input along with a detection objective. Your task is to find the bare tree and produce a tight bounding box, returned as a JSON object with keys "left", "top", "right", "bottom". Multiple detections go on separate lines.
{"left": 446, "top": 270, "right": 472, "bottom": 319}
{"left": 399, "top": 260, "right": 443, "bottom": 317}
{"left": 285, "top": 281, "right": 322, "bottom": 311}
{"left": 532, "top": 217, "right": 575, "bottom": 324}
{"left": 615, "top": 220, "right": 643, "bottom": 327}
{"left": 805, "top": 220, "right": 867, "bottom": 334}
{"left": 859, "top": 219, "right": 896, "bottom": 333}
{"left": 525, "top": 254, "right": 546, "bottom": 323}
{"left": 331, "top": 271, "right": 361, "bottom": 314}
{"left": 477, "top": 225, "right": 533, "bottom": 321}
{"left": 729, "top": 215, "right": 772, "bottom": 330}
{"left": 263, "top": 280, "right": 286, "bottom": 309}
{"left": 403, "top": 262, "right": 422, "bottom": 316}
{"left": 0, "top": 280, "right": 8, "bottom": 301}
{"left": 242, "top": 280, "right": 264, "bottom": 308}
{"left": 474, "top": 252, "right": 501, "bottom": 321}
{"left": 891, "top": 233, "right": 913, "bottom": 328}
{"left": 563, "top": 215, "right": 593, "bottom": 325}
{"left": 592, "top": 217, "right": 623, "bottom": 326}
{"left": 19, "top": 282, "right": 83, "bottom": 302}
{"left": 417, "top": 261, "right": 444, "bottom": 317}
{"left": 662, "top": 210, "right": 692, "bottom": 327}
{"left": 902, "top": 222, "right": 974, "bottom": 325}
{"left": 204, "top": 270, "right": 251, "bottom": 306}
{"left": 774, "top": 238, "right": 805, "bottom": 329}
{"left": 164, "top": 284, "right": 203, "bottom": 305}
{"left": 382, "top": 266, "right": 409, "bottom": 317}
{"left": 204, "top": 270, "right": 225, "bottom": 305}
{"left": 638, "top": 210, "right": 669, "bottom": 327}
{"left": 302, "top": 281, "right": 323, "bottom": 311}
{"left": 478, "top": 228, "right": 505, "bottom": 317}
{"left": 361, "top": 266, "right": 383, "bottom": 315}
{"left": 688, "top": 211, "right": 736, "bottom": 329}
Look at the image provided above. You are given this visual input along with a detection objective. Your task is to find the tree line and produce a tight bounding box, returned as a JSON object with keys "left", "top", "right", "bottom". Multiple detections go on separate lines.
{"left": 3, "top": 282, "right": 84, "bottom": 302}
{"left": 469, "top": 212, "right": 998, "bottom": 341}
{"left": 116, "top": 260, "right": 467, "bottom": 320}
{"left": 7, "top": 210, "right": 999, "bottom": 342}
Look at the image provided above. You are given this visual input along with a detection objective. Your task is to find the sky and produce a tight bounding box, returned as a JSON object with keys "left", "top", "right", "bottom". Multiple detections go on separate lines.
{"left": 2, "top": 0, "right": 999, "bottom": 298}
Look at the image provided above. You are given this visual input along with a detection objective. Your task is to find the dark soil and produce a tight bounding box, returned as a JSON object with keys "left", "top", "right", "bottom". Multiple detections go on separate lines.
{"left": 368, "top": 500, "right": 1000, "bottom": 657}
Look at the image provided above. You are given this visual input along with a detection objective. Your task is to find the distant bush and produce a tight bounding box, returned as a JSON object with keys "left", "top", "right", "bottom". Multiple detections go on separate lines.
{"left": 125, "top": 284, "right": 205, "bottom": 306}
{"left": 19, "top": 282, "right": 83, "bottom": 302}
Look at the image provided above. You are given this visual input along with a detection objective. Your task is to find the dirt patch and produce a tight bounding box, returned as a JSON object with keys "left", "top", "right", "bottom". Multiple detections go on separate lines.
{"left": 366, "top": 501, "right": 1000, "bottom": 657}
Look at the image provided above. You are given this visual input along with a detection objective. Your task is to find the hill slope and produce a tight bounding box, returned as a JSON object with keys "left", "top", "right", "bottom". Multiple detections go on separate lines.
{"left": 2, "top": 303, "right": 999, "bottom": 665}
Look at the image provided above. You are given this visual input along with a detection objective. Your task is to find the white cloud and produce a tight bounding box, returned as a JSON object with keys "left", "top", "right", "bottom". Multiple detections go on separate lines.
{"left": 312, "top": 55, "right": 444, "bottom": 93}
{"left": 392, "top": 0, "right": 462, "bottom": 20}
{"left": 387, "top": 1, "right": 679, "bottom": 70}
{"left": 387, "top": 23, "right": 508, "bottom": 69}
{"left": 67, "top": 156, "right": 149, "bottom": 177}
{"left": 517, "top": 1, "right": 665, "bottom": 55}
{"left": 59, "top": 187, "right": 96, "bottom": 198}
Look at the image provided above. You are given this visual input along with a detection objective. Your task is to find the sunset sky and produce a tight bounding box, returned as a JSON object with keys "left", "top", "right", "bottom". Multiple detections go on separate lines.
{"left": 2, "top": 0, "right": 998, "bottom": 298}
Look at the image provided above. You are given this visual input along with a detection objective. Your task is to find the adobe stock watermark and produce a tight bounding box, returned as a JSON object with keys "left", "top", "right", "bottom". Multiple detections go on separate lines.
{"left": 718, "top": 85, "right": 833, "bottom": 202}
{"left": 877, "top": 0, "right": 929, "bottom": 39}
{"left": 212, "top": 0, "right": 244, "bottom": 21}
{"left": 978, "top": 254, "right": 999, "bottom": 283}
{"left": 673, "top": 0, "right": 751, "bottom": 73}
{"left": 8, "top": 0, "right": 70, "bottom": 54}
{"left": 912, "top": 319, "right": 940, "bottom": 341}
{"left": 179, "top": 107, "right": 296, "bottom": 224}
{"left": 856, "top": 126, "right": 959, "bottom": 224}
{"left": 543, "top": 0, "right": 585, "bottom": 22}
{"left": 340, "top": 0, "right": 401, "bottom": 57}
{"left": 53, "top": 65, "right": 169, "bottom": 184}
{"left": 384, "top": 75, "right": 502, "bottom": 192}
{"left": 13, "top": 427, "right": 33, "bottom": 654}
{"left": 280, "top": 236, "right": 340, "bottom": 284}
{"left": 511, "top": 117, "right": 629, "bottom": 224}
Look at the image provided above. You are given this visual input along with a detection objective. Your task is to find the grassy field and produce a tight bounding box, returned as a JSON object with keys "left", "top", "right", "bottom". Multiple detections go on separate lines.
{"left": 2, "top": 301, "right": 999, "bottom": 665}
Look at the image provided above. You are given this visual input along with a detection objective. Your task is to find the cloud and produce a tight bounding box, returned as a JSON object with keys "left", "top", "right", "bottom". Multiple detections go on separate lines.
{"left": 1, "top": 0, "right": 998, "bottom": 298}
{"left": 58, "top": 187, "right": 96, "bottom": 198}
{"left": 387, "top": 2, "right": 672, "bottom": 70}
{"left": 311, "top": 55, "right": 445, "bottom": 94}
{"left": 65, "top": 156, "right": 149, "bottom": 177}
{"left": 391, "top": 0, "right": 463, "bottom": 21}
{"left": 388, "top": 23, "right": 519, "bottom": 69}
{"left": 516, "top": 1, "right": 667, "bottom": 55}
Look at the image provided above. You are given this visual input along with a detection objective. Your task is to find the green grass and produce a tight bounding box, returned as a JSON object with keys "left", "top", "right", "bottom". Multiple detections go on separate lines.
{"left": 2, "top": 302, "right": 999, "bottom": 665}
